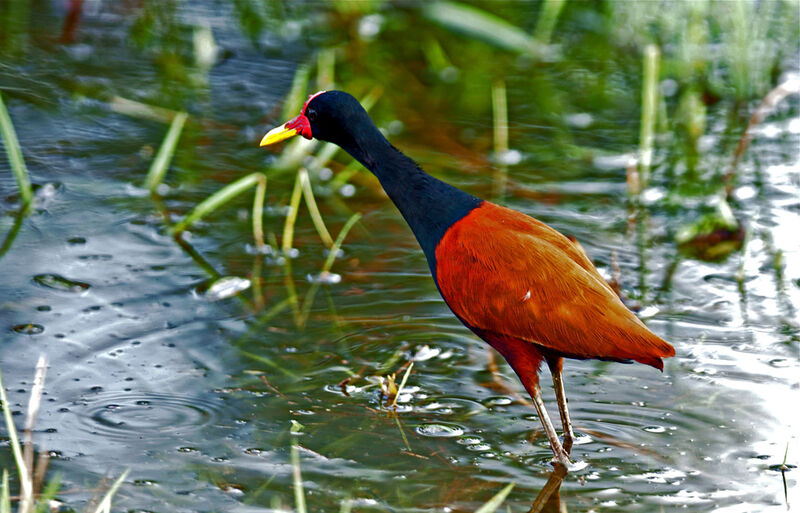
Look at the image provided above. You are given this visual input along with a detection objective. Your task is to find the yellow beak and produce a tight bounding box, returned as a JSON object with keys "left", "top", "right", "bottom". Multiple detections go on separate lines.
{"left": 259, "top": 123, "right": 298, "bottom": 146}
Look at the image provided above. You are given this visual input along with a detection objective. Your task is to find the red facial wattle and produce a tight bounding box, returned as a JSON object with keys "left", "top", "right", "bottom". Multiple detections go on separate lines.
{"left": 284, "top": 114, "right": 312, "bottom": 139}
{"left": 260, "top": 90, "right": 327, "bottom": 146}
{"left": 284, "top": 91, "right": 327, "bottom": 140}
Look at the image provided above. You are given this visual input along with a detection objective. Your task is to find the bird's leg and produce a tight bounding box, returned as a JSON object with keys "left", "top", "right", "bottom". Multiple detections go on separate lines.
{"left": 480, "top": 334, "right": 570, "bottom": 467}
{"left": 547, "top": 357, "right": 575, "bottom": 454}
{"left": 528, "top": 381, "right": 571, "bottom": 468}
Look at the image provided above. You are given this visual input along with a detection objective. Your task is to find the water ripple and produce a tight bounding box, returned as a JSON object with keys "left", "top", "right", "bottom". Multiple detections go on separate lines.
{"left": 70, "top": 392, "right": 229, "bottom": 441}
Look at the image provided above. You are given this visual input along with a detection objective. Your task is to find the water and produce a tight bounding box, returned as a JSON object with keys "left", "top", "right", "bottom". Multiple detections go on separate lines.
{"left": 1, "top": 2, "right": 799, "bottom": 512}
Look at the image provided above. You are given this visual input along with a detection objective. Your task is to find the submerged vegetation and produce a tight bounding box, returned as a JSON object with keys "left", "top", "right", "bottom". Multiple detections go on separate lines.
{"left": 1, "top": 0, "right": 798, "bottom": 511}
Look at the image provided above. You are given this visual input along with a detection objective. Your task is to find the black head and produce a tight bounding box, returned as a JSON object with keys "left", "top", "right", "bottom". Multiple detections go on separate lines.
{"left": 260, "top": 90, "right": 381, "bottom": 152}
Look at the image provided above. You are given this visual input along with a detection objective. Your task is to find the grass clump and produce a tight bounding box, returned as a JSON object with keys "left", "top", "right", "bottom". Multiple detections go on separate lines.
{"left": 1, "top": 357, "right": 128, "bottom": 513}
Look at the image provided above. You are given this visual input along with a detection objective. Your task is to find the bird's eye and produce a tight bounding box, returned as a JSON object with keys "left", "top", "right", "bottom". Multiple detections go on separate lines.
{"left": 306, "top": 108, "right": 317, "bottom": 121}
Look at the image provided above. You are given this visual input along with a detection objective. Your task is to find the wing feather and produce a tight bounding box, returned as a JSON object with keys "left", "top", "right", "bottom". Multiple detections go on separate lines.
{"left": 435, "top": 202, "right": 674, "bottom": 368}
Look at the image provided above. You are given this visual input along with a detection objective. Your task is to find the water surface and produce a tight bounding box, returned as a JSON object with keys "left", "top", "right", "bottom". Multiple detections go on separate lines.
{"left": 1, "top": 2, "right": 798, "bottom": 512}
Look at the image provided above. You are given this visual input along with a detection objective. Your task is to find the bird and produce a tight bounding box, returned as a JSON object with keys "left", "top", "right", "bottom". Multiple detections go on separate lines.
{"left": 260, "top": 90, "right": 675, "bottom": 468}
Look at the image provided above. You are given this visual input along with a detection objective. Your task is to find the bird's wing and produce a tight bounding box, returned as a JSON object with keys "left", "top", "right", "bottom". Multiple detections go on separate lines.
{"left": 434, "top": 202, "right": 674, "bottom": 368}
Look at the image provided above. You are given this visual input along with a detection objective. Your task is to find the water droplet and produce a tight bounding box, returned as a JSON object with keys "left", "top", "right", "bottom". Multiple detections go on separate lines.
{"left": 33, "top": 273, "right": 90, "bottom": 293}
{"left": 769, "top": 358, "right": 790, "bottom": 368}
{"left": 12, "top": 323, "right": 44, "bottom": 335}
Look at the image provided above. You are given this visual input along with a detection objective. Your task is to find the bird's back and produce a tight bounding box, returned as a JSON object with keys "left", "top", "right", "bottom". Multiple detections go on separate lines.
{"left": 434, "top": 202, "right": 675, "bottom": 369}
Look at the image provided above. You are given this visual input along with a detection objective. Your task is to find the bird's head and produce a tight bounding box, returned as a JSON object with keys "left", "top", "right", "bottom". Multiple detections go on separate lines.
{"left": 260, "top": 90, "right": 375, "bottom": 150}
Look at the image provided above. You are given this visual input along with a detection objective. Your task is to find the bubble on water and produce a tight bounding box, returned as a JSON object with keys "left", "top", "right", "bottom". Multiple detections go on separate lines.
{"left": 457, "top": 437, "right": 483, "bottom": 446}
{"left": 307, "top": 271, "right": 341, "bottom": 285}
{"left": 412, "top": 345, "right": 440, "bottom": 361}
{"left": 494, "top": 149, "right": 522, "bottom": 166}
{"left": 566, "top": 112, "right": 593, "bottom": 128}
{"left": 205, "top": 276, "right": 251, "bottom": 301}
{"left": 643, "top": 425, "right": 666, "bottom": 433}
{"left": 484, "top": 397, "right": 512, "bottom": 407}
{"left": 593, "top": 153, "right": 635, "bottom": 170}
{"left": 416, "top": 423, "right": 464, "bottom": 438}
{"left": 358, "top": 14, "right": 384, "bottom": 40}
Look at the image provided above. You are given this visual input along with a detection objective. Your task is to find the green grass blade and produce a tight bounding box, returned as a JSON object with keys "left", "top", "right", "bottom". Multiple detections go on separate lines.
{"left": 282, "top": 64, "right": 311, "bottom": 121}
{"left": 289, "top": 421, "right": 307, "bottom": 513}
{"left": 475, "top": 483, "right": 515, "bottom": 513}
{"left": 0, "top": 91, "right": 33, "bottom": 207}
{"left": 299, "top": 169, "right": 333, "bottom": 247}
{"left": 172, "top": 172, "right": 265, "bottom": 234}
{"left": 109, "top": 96, "right": 177, "bottom": 124}
{"left": 0, "top": 368, "right": 33, "bottom": 503}
{"left": 90, "top": 469, "right": 129, "bottom": 513}
{"left": 252, "top": 174, "right": 267, "bottom": 249}
{"left": 240, "top": 350, "right": 298, "bottom": 379}
{"left": 322, "top": 213, "right": 361, "bottom": 274}
{"left": 423, "top": 2, "right": 539, "bottom": 55}
{"left": 492, "top": 80, "right": 508, "bottom": 199}
{"left": 0, "top": 206, "right": 26, "bottom": 259}
{"left": 144, "top": 111, "right": 188, "bottom": 192}
{"left": 637, "top": 44, "right": 660, "bottom": 191}
{"left": 317, "top": 48, "right": 336, "bottom": 90}
{"left": 34, "top": 473, "right": 61, "bottom": 513}
{"left": 1, "top": 470, "right": 10, "bottom": 513}
{"left": 282, "top": 171, "right": 304, "bottom": 253}
{"left": 391, "top": 361, "right": 413, "bottom": 408}
{"left": 532, "top": 0, "right": 566, "bottom": 44}
{"left": 298, "top": 213, "right": 361, "bottom": 327}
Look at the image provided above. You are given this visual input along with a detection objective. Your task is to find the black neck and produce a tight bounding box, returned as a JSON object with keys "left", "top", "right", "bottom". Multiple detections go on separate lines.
{"left": 338, "top": 131, "right": 482, "bottom": 277}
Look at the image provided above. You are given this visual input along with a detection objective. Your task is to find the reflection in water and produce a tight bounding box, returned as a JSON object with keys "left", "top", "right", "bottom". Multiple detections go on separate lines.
{"left": 527, "top": 463, "right": 568, "bottom": 513}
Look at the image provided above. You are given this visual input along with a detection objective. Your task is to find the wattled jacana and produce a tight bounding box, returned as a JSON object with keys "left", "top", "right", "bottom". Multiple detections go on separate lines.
{"left": 261, "top": 91, "right": 675, "bottom": 467}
